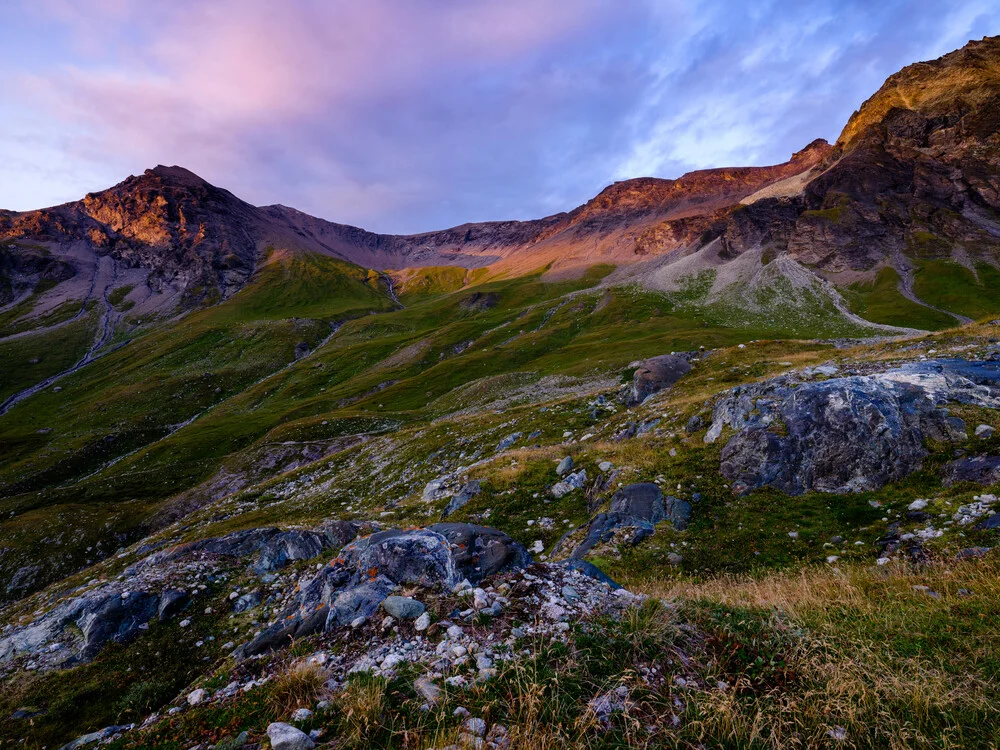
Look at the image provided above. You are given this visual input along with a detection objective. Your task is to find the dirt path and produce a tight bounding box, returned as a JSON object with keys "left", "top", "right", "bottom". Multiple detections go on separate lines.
{"left": 0, "top": 258, "right": 123, "bottom": 416}
{"left": 892, "top": 253, "right": 973, "bottom": 326}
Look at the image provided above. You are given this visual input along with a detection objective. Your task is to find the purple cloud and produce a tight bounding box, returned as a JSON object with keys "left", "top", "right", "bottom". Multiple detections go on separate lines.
{"left": 1, "top": 0, "right": 998, "bottom": 233}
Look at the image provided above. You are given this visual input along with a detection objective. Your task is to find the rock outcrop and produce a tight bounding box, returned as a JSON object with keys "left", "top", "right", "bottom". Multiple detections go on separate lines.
{"left": 565, "top": 483, "right": 691, "bottom": 560}
{"left": 628, "top": 354, "right": 692, "bottom": 406}
{"left": 238, "top": 524, "right": 530, "bottom": 658}
{"left": 708, "top": 360, "right": 1000, "bottom": 495}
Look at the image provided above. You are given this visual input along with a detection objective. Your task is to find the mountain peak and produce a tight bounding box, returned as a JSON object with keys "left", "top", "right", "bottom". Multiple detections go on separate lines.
{"left": 146, "top": 164, "right": 211, "bottom": 187}
{"left": 837, "top": 35, "right": 1000, "bottom": 149}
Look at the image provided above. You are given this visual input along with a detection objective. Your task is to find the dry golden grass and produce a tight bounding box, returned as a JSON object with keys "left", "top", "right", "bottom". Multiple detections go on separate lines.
{"left": 335, "top": 676, "right": 389, "bottom": 747}
{"left": 640, "top": 558, "right": 1000, "bottom": 749}
{"left": 268, "top": 661, "right": 329, "bottom": 718}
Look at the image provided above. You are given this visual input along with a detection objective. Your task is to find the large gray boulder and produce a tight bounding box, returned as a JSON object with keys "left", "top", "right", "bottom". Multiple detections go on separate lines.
{"left": 338, "top": 528, "right": 459, "bottom": 588}
{"left": 0, "top": 586, "right": 161, "bottom": 665}
{"left": 428, "top": 523, "right": 531, "bottom": 584}
{"left": 628, "top": 355, "right": 692, "bottom": 406}
{"left": 708, "top": 360, "right": 1000, "bottom": 495}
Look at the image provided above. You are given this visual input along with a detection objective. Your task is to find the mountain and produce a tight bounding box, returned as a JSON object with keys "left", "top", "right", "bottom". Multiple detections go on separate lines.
{"left": 4, "top": 35, "right": 1000, "bottom": 750}
{"left": 5, "top": 39, "right": 1000, "bottom": 343}
{"left": 0, "top": 140, "right": 831, "bottom": 311}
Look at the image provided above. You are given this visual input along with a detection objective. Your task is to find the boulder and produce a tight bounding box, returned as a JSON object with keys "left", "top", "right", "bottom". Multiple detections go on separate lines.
{"left": 338, "top": 528, "right": 459, "bottom": 588}
{"left": 628, "top": 355, "right": 691, "bottom": 406}
{"left": 556, "top": 456, "right": 574, "bottom": 476}
{"left": 496, "top": 432, "right": 522, "bottom": 452}
{"left": 666, "top": 496, "right": 692, "bottom": 531}
{"left": 76, "top": 591, "right": 159, "bottom": 659}
{"left": 157, "top": 589, "right": 189, "bottom": 621}
{"left": 266, "top": 722, "right": 315, "bottom": 750}
{"left": 709, "top": 360, "right": 1000, "bottom": 495}
{"left": 428, "top": 523, "right": 531, "bottom": 583}
{"left": 232, "top": 591, "right": 262, "bottom": 613}
{"left": 551, "top": 469, "right": 587, "bottom": 498}
{"left": 609, "top": 483, "right": 665, "bottom": 523}
{"left": 441, "top": 480, "right": 481, "bottom": 518}
{"left": 568, "top": 483, "right": 692, "bottom": 558}
{"left": 382, "top": 596, "right": 426, "bottom": 619}
{"left": 316, "top": 519, "right": 359, "bottom": 549}
{"left": 942, "top": 455, "right": 1000, "bottom": 486}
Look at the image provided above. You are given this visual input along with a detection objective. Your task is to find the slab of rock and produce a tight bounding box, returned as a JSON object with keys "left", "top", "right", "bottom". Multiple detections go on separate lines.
{"left": 496, "top": 432, "right": 522, "bottom": 452}
{"left": 429, "top": 523, "right": 531, "bottom": 583}
{"left": 609, "top": 483, "right": 665, "bottom": 523}
{"left": 551, "top": 469, "right": 586, "bottom": 498}
{"left": 339, "top": 528, "right": 458, "bottom": 588}
{"left": 567, "top": 483, "right": 691, "bottom": 559}
{"left": 158, "top": 589, "right": 189, "bottom": 621}
{"left": 76, "top": 590, "right": 160, "bottom": 659}
{"left": 232, "top": 591, "right": 262, "bottom": 614}
{"left": 942, "top": 455, "right": 1000, "bottom": 486}
{"left": 441, "top": 481, "right": 481, "bottom": 518}
{"left": 628, "top": 354, "right": 692, "bottom": 406}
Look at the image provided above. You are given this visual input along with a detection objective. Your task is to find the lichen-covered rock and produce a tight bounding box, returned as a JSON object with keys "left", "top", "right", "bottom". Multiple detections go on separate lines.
{"left": 708, "top": 360, "right": 1000, "bottom": 495}
{"left": 338, "top": 528, "right": 459, "bottom": 589}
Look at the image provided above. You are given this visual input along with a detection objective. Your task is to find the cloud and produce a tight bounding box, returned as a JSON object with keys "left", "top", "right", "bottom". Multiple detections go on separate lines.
{"left": 2, "top": 0, "right": 999, "bottom": 232}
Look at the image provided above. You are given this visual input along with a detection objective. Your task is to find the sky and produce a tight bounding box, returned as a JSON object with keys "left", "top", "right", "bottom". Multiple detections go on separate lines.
{"left": 1, "top": 1, "right": 998, "bottom": 234}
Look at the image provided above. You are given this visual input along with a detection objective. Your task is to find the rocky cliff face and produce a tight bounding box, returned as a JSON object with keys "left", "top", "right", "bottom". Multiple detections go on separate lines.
{"left": 0, "top": 166, "right": 265, "bottom": 306}
{"left": 721, "top": 37, "right": 1000, "bottom": 273}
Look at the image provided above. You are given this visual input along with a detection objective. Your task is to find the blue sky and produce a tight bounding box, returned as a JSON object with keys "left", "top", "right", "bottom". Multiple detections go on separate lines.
{"left": 1, "top": 0, "right": 998, "bottom": 233}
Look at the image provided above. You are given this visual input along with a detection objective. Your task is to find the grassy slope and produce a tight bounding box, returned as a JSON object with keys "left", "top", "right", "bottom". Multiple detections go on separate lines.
{"left": 842, "top": 266, "right": 957, "bottom": 330}
{"left": 0, "top": 252, "right": 395, "bottom": 598}
{"left": 2, "top": 317, "right": 1000, "bottom": 747}
{"left": 913, "top": 260, "right": 1000, "bottom": 321}
{"left": 6, "top": 254, "right": 1000, "bottom": 746}
{"left": 0, "top": 313, "right": 97, "bottom": 402}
